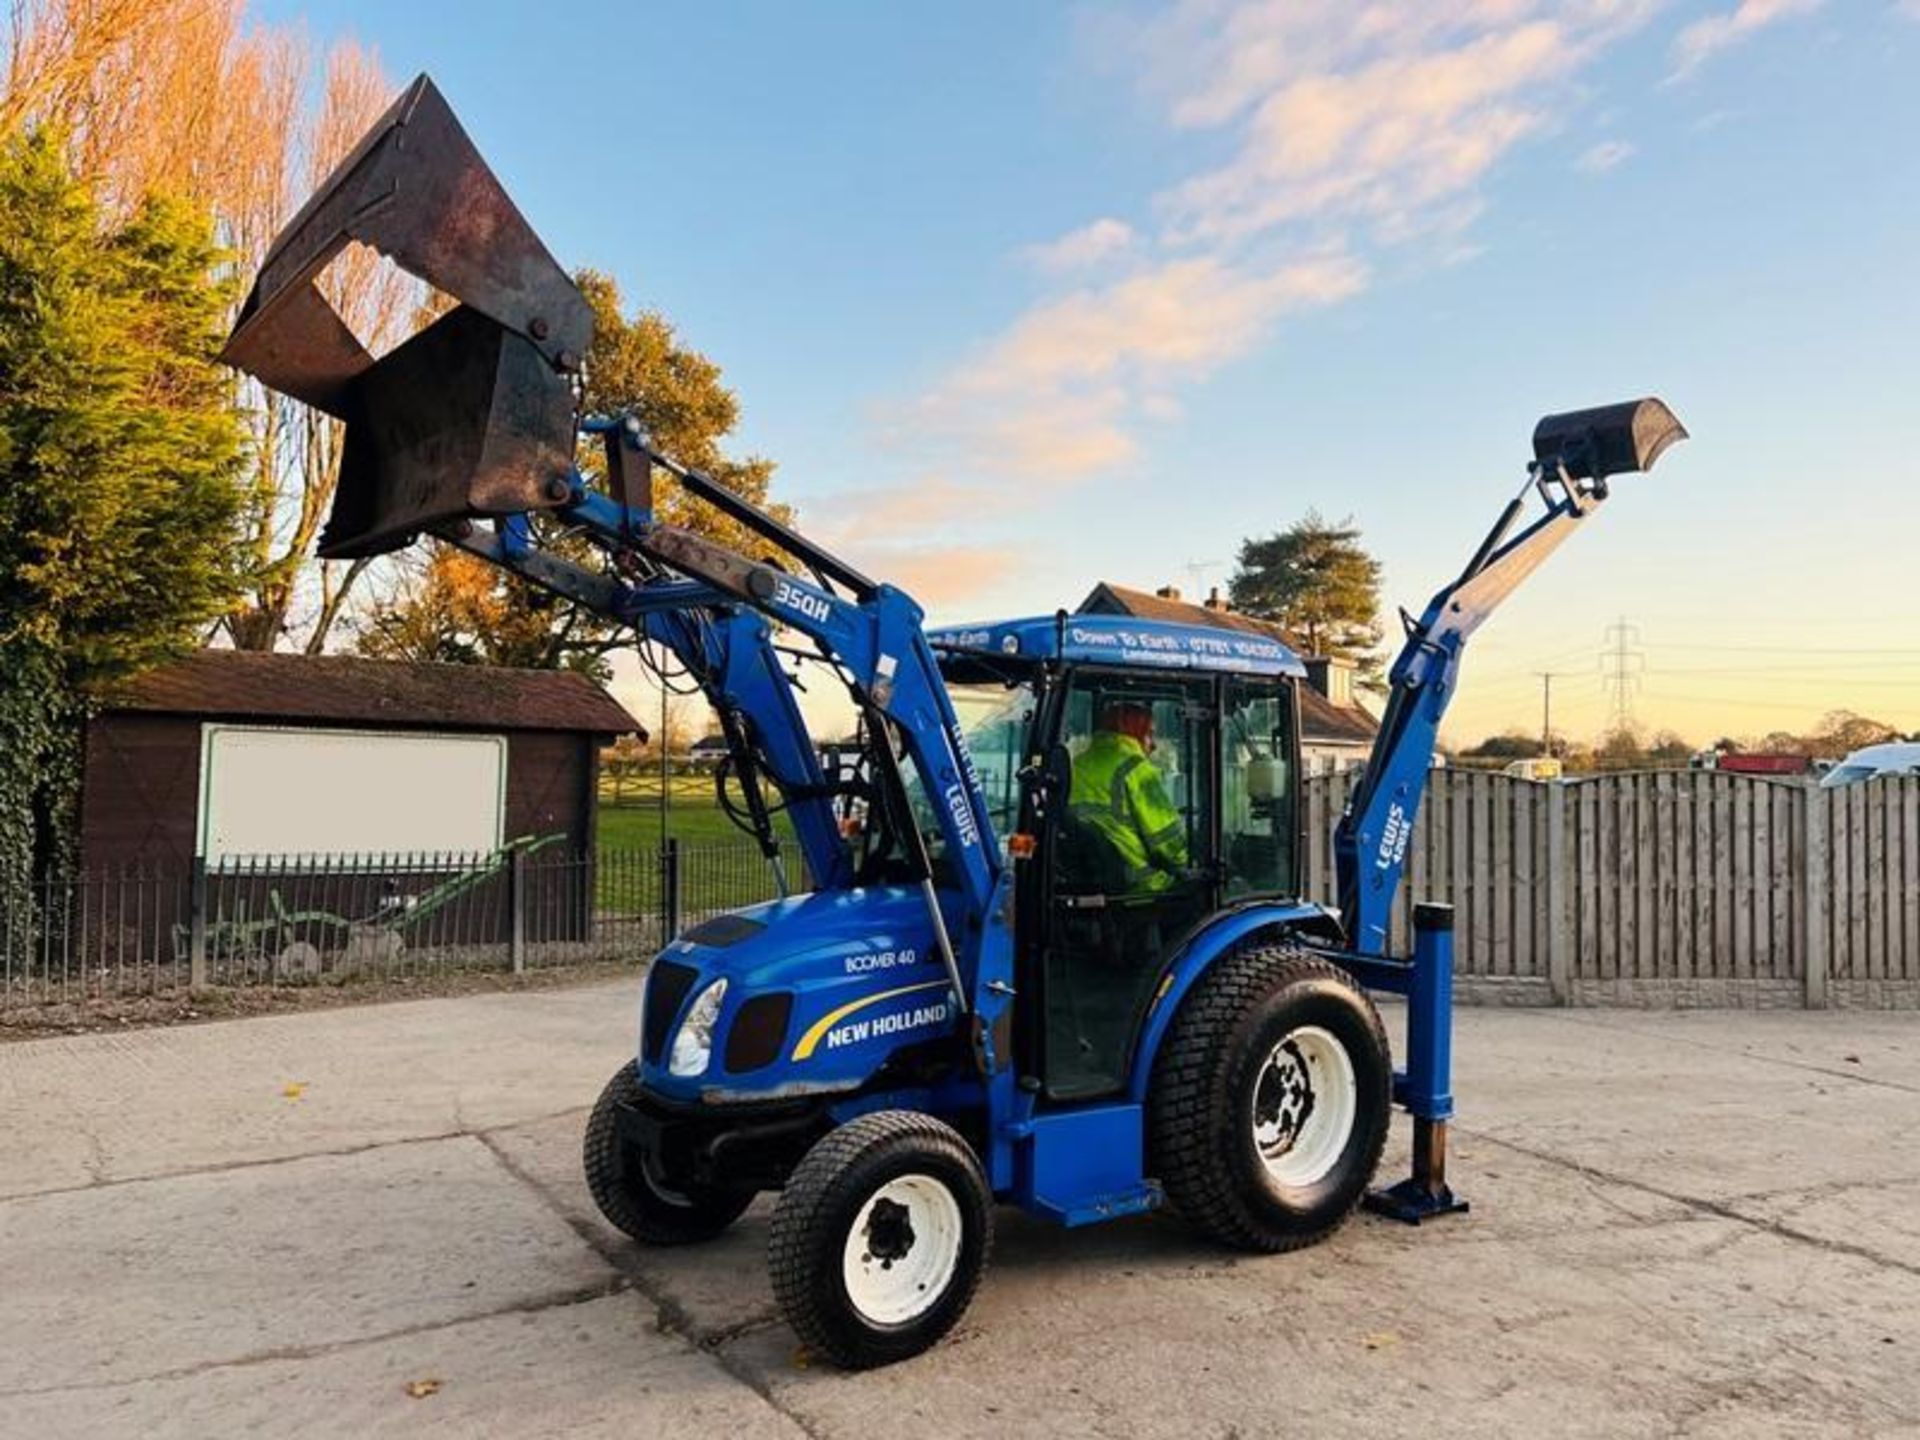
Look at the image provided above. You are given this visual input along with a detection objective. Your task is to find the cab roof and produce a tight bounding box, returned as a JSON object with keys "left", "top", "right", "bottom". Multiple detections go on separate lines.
{"left": 926, "top": 614, "right": 1307, "bottom": 680}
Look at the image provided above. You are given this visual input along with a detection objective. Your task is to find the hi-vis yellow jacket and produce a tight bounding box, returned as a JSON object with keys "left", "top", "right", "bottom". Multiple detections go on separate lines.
{"left": 1068, "top": 732, "right": 1188, "bottom": 893}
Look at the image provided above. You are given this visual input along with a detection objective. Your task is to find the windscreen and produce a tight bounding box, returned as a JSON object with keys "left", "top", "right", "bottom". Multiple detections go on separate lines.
{"left": 900, "top": 681, "right": 1038, "bottom": 863}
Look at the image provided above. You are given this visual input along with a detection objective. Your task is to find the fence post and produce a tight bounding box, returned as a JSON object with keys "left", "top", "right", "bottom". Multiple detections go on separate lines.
{"left": 1803, "top": 785, "right": 1828, "bottom": 1009}
{"left": 509, "top": 847, "right": 527, "bottom": 975}
{"left": 1546, "top": 781, "right": 1570, "bottom": 1005}
{"left": 188, "top": 855, "right": 208, "bottom": 991}
{"left": 662, "top": 837, "right": 682, "bottom": 941}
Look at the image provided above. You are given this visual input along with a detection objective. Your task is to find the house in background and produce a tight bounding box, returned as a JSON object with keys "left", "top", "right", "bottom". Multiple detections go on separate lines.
{"left": 1076, "top": 583, "right": 1379, "bottom": 775}
{"left": 81, "top": 650, "right": 643, "bottom": 872}
{"left": 686, "top": 734, "right": 733, "bottom": 770}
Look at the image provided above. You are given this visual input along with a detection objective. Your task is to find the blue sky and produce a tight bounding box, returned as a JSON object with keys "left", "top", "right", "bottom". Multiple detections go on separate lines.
{"left": 259, "top": 0, "right": 1920, "bottom": 744}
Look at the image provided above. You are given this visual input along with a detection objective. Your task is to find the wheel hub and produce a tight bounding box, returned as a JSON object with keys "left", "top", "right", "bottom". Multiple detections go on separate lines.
{"left": 1254, "top": 1038, "right": 1318, "bottom": 1158}
{"left": 840, "top": 1173, "right": 964, "bottom": 1326}
{"left": 864, "top": 1196, "right": 917, "bottom": 1267}
{"left": 1250, "top": 1025, "right": 1358, "bottom": 1188}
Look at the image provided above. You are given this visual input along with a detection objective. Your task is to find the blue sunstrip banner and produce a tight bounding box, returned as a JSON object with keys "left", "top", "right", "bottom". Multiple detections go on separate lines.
{"left": 928, "top": 614, "right": 1307, "bottom": 678}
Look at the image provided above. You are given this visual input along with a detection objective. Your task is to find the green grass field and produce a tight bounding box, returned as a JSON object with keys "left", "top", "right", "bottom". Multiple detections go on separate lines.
{"left": 596, "top": 774, "right": 798, "bottom": 850}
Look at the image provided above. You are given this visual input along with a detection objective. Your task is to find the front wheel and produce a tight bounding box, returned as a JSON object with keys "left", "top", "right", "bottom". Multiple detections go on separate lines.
{"left": 1149, "top": 945, "right": 1391, "bottom": 1252}
{"left": 582, "top": 1063, "right": 755, "bottom": 1245}
{"left": 768, "top": 1111, "right": 993, "bottom": 1369}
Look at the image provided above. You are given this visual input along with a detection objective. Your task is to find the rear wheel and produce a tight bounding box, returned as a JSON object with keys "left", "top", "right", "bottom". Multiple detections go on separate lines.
{"left": 769, "top": 1110, "right": 993, "bottom": 1369}
{"left": 1148, "top": 945, "right": 1391, "bottom": 1252}
{"left": 582, "top": 1063, "right": 755, "bottom": 1245}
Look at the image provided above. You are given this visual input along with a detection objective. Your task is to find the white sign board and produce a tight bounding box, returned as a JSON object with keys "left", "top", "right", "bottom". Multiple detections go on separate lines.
{"left": 199, "top": 725, "right": 506, "bottom": 861}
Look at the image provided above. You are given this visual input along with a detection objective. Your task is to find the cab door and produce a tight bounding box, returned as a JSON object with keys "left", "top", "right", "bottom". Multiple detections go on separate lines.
{"left": 1219, "top": 676, "right": 1300, "bottom": 900}
{"left": 1035, "top": 669, "right": 1215, "bottom": 1101}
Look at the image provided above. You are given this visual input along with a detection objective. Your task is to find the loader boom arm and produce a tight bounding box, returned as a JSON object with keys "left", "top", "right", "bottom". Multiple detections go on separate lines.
{"left": 217, "top": 73, "right": 1013, "bottom": 1044}
{"left": 440, "top": 420, "right": 1004, "bottom": 1014}
{"left": 1334, "top": 398, "right": 1686, "bottom": 954}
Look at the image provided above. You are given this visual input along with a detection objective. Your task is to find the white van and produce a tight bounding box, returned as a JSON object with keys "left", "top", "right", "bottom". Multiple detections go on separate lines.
{"left": 1501, "top": 757, "right": 1564, "bottom": 781}
{"left": 1820, "top": 742, "right": 1920, "bottom": 788}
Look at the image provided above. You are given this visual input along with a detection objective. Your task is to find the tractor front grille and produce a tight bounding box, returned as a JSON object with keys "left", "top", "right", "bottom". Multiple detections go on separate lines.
{"left": 642, "top": 960, "right": 699, "bottom": 1062}
{"left": 725, "top": 993, "right": 794, "bottom": 1074}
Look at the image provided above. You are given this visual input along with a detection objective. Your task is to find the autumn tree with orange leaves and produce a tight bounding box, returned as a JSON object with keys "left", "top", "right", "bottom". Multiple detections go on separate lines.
{"left": 5, "top": 0, "right": 786, "bottom": 686}
{"left": 358, "top": 272, "right": 786, "bottom": 680}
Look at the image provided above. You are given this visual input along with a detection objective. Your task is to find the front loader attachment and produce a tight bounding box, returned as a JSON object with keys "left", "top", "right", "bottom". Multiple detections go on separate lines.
{"left": 221, "top": 75, "right": 592, "bottom": 558}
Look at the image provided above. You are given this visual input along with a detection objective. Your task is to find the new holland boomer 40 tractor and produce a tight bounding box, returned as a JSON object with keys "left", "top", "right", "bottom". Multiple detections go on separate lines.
{"left": 224, "top": 77, "right": 1686, "bottom": 1369}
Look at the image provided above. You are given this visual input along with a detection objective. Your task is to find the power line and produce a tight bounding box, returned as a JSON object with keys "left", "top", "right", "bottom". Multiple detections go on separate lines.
{"left": 1641, "top": 642, "right": 1920, "bottom": 656}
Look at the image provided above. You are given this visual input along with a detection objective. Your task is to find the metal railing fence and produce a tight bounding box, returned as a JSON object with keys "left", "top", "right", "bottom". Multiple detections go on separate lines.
{"left": 1, "top": 840, "right": 799, "bottom": 1011}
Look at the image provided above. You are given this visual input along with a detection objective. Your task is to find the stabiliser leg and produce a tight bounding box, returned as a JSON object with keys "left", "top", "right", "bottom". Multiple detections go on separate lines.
{"left": 1366, "top": 903, "right": 1471, "bottom": 1224}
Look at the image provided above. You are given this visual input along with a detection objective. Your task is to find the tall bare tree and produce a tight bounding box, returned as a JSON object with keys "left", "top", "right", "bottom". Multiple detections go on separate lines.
{"left": 4, "top": 1, "right": 409, "bottom": 652}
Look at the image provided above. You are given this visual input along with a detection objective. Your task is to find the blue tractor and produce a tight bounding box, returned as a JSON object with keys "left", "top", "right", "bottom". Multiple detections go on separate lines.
{"left": 224, "top": 77, "right": 1687, "bottom": 1368}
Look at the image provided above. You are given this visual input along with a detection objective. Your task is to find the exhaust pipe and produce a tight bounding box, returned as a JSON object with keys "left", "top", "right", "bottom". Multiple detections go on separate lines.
{"left": 221, "top": 75, "right": 593, "bottom": 559}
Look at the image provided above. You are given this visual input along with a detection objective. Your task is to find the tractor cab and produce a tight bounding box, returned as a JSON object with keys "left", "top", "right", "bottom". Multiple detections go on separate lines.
{"left": 923, "top": 615, "right": 1310, "bottom": 1101}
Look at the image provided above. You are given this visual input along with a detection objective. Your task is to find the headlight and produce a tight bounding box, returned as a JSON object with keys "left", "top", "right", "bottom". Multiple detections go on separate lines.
{"left": 668, "top": 979, "right": 728, "bottom": 1077}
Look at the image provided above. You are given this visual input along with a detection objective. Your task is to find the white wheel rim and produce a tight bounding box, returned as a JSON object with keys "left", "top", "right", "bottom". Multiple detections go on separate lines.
{"left": 841, "top": 1173, "right": 964, "bottom": 1326}
{"left": 1251, "top": 1025, "right": 1357, "bottom": 1188}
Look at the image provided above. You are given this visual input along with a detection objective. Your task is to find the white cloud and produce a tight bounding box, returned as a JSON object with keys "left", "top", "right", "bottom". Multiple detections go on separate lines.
{"left": 1152, "top": 5, "right": 1664, "bottom": 247}
{"left": 1023, "top": 217, "right": 1137, "bottom": 272}
{"left": 1670, "top": 0, "right": 1824, "bottom": 79}
{"left": 872, "top": 1, "right": 1668, "bottom": 589}
{"left": 915, "top": 253, "right": 1366, "bottom": 477}
{"left": 1577, "top": 138, "right": 1636, "bottom": 171}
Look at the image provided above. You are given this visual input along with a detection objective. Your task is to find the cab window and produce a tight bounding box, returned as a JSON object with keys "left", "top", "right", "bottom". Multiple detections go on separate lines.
{"left": 900, "top": 680, "right": 1036, "bottom": 862}
{"left": 1221, "top": 678, "right": 1296, "bottom": 899}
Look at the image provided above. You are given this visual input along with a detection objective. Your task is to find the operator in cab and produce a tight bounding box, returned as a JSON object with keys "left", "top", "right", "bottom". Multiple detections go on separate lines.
{"left": 1069, "top": 701, "right": 1188, "bottom": 896}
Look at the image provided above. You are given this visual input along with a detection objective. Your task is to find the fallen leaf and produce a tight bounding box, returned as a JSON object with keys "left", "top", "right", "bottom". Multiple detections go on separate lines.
{"left": 281, "top": 1082, "right": 308, "bottom": 1101}
{"left": 405, "top": 1378, "right": 441, "bottom": 1399}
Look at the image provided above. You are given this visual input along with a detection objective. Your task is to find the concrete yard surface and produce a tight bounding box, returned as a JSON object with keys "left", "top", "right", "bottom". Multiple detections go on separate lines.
{"left": 2, "top": 985, "right": 1917, "bottom": 1438}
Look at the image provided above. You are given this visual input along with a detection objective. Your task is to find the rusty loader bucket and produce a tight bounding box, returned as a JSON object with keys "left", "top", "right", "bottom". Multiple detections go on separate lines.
{"left": 221, "top": 75, "right": 593, "bottom": 558}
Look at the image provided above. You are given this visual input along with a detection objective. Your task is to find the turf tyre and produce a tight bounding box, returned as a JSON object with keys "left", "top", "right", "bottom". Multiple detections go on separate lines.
{"left": 582, "top": 1063, "right": 755, "bottom": 1245}
{"left": 1148, "top": 944, "right": 1391, "bottom": 1252}
{"left": 769, "top": 1110, "right": 992, "bottom": 1369}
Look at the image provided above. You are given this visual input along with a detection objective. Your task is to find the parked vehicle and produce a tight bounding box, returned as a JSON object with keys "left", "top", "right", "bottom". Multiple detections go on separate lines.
{"left": 1820, "top": 742, "right": 1920, "bottom": 788}
{"left": 1501, "top": 757, "right": 1563, "bottom": 781}
{"left": 1691, "top": 751, "right": 1814, "bottom": 776}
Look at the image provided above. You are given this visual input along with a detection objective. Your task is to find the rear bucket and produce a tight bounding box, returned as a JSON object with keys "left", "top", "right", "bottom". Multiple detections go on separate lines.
{"left": 1532, "top": 398, "right": 1686, "bottom": 480}
{"left": 221, "top": 75, "right": 592, "bottom": 558}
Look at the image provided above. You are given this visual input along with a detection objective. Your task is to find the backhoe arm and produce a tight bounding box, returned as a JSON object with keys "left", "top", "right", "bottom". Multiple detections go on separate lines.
{"left": 1334, "top": 399, "right": 1687, "bottom": 954}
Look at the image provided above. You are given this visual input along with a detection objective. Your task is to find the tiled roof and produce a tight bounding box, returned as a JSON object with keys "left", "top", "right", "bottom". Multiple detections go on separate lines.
{"left": 1298, "top": 686, "right": 1378, "bottom": 746}
{"left": 1078, "top": 583, "right": 1378, "bottom": 748}
{"left": 1081, "top": 583, "right": 1299, "bottom": 642}
{"left": 98, "top": 650, "right": 644, "bottom": 736}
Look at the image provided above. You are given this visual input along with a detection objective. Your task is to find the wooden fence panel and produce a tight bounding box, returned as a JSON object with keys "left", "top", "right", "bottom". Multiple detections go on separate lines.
{"left": 1816, "top": 775, "right": 1920, "bottom": 984}
{"left": 1300, "top": 769, "right": 1857, "bottom": 993}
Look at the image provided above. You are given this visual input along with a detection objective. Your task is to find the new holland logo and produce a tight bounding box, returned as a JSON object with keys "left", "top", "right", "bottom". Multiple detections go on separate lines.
{"left": 790, "top": 979, "right": 952, "bottom": 1061}
{"left": 823, "top": 1001, "right": 949, "bottom": 1051}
